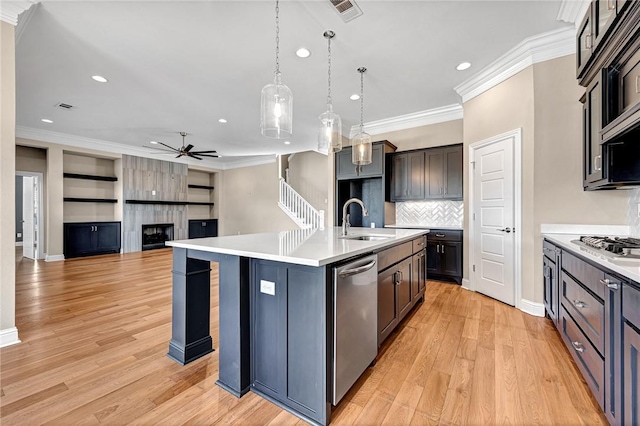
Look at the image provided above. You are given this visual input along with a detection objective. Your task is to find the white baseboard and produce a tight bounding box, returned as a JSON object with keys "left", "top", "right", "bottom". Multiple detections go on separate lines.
{"left": 461, "top": 278, "right": 471, "bottom": 290}
{"left": 45, "top": 254, "right": 64, "bottom": 262}
{"left": 15, "top": 241, "right": 23, "bottom": 246}
{"left": 519, "top": 298, "right": 545, "bottom": 317}
{"left": 0, "top": 327, "right": 21, "bottom": 348}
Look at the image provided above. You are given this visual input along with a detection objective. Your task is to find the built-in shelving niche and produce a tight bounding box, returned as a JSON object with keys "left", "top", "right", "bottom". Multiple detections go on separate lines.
{"left": 187, "top": 169, "right": 218, "bottom": 221}
{"left": 63, "top": 153, "right": 121, "bottom": 223}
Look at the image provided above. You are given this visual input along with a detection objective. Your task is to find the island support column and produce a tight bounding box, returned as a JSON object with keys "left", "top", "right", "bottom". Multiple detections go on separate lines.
{"left": 167, "top": 247, "right": 213, "bottom": 364}
{"left": 167, "top": 248, "right": 251, "bottom": 398}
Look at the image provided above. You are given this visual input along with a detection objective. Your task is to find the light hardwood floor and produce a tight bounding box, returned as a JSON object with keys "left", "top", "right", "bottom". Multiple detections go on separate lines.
{"left": 1, "top": 249, "right": 606, "bottom": 425}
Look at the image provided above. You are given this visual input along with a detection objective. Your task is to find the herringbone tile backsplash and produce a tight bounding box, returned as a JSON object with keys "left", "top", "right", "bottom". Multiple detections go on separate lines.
{"left": 629, "top": 188, "right": 640, "bottom": 237}
{"left": 396, "top": 201, "right": 464, "bottom": 228}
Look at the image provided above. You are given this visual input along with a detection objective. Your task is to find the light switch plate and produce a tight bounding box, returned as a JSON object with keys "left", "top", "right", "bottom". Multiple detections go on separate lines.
{"left": 260, "top": 280, "right": 276, "bottom": 296}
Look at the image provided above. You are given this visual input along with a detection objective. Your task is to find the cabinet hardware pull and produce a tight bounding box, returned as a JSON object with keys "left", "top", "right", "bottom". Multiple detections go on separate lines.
{"left": 573, "top": 300, "right": 586, "bottom": 309}
{"left": 571, "top": 341, "right": 585, "bottom": 353}
{"left": 439, "top": 187, "right": 443, "bottom": 194}
{"left": 608, "top": 0, "right": 615, "bottom": 10}
{"left": 599, "top": 278, "right": 619, "bottom": 290}
{"left": 585, "top": 33, "right": 592, "bottom": 49}
{"left": 636, "top": 75, "right": 639, "bottom": 94}
{"left": 437, "top": 245, "right": 440, "bottom": 253}
{"left": 594, "top": 154, "right": 602, "bottom": 171}
{"left": 435, "top": 233, "right": 445, "bottom": 237}
{"left": 444, "top": 188, "right": 447, "bottom": 195}
{"left": 441, "top": 245, "right": 444, "bottom": 254}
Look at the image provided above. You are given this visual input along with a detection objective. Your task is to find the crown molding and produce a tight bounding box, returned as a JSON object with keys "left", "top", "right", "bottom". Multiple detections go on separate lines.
{"left": 348, "top": 104, "right": 463, "bottom": 139}
{"left": 556, "top": 0, "right": 590, "bottom": 27}
{"left": 15, "top": 1, "right": 38, "bottom": 44}
{"left": 0, "top": 1, "right": 37, "bottom": 26}
{"left": 454, "top": 27, "right": 576, "bottom": 104}
{"left": 15, "top": 126, "right": 274, "bottom": 171}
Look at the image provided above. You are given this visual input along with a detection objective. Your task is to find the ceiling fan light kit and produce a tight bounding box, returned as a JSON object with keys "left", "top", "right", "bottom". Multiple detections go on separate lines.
{"left": 352, "top": 67, "right": 372, "bottom": 166}
{"left": 260, "top": 0, "right": 293, "bottom": 139}
{"left": 317, "top": 30, "right": 342, "bottom": 155}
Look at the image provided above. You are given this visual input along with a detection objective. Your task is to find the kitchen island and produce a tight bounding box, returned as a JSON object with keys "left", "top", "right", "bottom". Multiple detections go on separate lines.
{"left": 165, "top": 226, "right": 428, "bottom": 425}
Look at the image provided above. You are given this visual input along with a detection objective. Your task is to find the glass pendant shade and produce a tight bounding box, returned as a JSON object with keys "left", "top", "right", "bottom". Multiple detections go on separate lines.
{"left": 318, "top": 104, "right": 342, "bottom": 154}
{"left": 352, "top": 131, "right": 372, "bottom": 165}
{"left": 261, "top": 72, "right": 293, "bottom": 139}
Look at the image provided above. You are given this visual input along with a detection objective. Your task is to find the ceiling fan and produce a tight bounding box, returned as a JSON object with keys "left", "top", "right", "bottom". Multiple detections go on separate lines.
{"left": 148, "top": 132, "right": 218, "bottom": 160}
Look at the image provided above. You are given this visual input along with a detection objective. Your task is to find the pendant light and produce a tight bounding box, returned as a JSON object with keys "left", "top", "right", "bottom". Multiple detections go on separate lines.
{"left": 261, "top": 0, "right": 293, "bottom": 139}
{"left": 317, "top": 30, "right": 342, "bottom": 154}
{"left": 352, "top": 67, "right": 372, "bottom": 166}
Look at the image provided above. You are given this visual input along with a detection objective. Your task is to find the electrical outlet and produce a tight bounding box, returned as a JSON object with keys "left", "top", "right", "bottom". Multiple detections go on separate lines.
{"left": 152, "top": 190, "right": 156, "bottom": 195}
{"left": 370, "top": 222, "right": 375, "bottom": 228}
{"left": 17, "top": 233, "right": 21, "bottom": 238}
{"left": 260, "top": 280, "right": 275, "bottom": 296}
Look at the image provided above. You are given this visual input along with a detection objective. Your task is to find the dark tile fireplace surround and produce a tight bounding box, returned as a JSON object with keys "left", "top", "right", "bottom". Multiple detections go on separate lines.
{"left": 142, "top": 223, "right": 174, "bottom": 251}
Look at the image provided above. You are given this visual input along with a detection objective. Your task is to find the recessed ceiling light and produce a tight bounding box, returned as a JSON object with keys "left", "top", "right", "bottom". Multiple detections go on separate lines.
{"left": 295, "top": 48, "right": 311, "bottom": 58}
{"left": 350, "top": 94, "right": 360, "bottom": 101}
{"left": 456, "top": 62, "right": 471, "bottom": 71}
{"left": 218, "top": 118, "right": 227, "bottom": 123}
{"left": 91, "top": 75, "right": 108, "bottom": 83}
{"left": 284, "top": 141, "right": 291, "bottom": 145}
{"left": 41, "top": 118, "right": 53, "bottom": 123}
{"left": 150, "top": 141, "right": 159, "bottom": 144}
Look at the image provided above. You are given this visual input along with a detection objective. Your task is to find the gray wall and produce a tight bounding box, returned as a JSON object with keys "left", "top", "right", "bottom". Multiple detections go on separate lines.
{"left": 15, "top": 176, "right": 22, "bottom": 242}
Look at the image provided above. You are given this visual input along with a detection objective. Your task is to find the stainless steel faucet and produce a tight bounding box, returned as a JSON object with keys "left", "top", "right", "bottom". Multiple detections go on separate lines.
{"left": 342, "top": 198, "right": 369, "bottom": 235}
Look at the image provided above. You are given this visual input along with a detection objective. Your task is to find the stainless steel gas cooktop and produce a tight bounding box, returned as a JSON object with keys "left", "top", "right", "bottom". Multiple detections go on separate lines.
{"left": 571, "top": 236, "right": 640, "bottom": 261}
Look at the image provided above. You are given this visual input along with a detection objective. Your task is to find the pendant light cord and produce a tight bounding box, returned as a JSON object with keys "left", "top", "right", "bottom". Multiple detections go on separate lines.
{"left": 275, "top": 0, "right": 280, "bottom": 75}
{"left": 358, "top": 68, "right": 366, "bottom": 133}
{"left": 327, "top": 36, "right": 332, "bottom": 105}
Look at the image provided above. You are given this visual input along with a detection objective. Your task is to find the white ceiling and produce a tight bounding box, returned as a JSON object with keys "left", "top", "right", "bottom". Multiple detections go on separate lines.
{"left": 15, "top": 0, "right": 570, "bottom": 168}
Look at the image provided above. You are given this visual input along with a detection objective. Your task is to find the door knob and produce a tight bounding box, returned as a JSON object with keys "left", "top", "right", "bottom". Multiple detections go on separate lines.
{"left": 498, "top": 227, "right": 511, "bottom": 233}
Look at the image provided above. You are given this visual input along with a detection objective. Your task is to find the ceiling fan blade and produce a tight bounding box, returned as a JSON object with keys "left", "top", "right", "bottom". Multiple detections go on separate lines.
{"left": 184, "top": 144, "right": 194, "bottom": 152}
{"left": 194, "top": 153, "right": 220, "bottom": 158}
{"left": 189, "top": 155, "right": 203, "bottom": 160}
{"left": 191, "top": 150, "right": 218, "bottom": 154}
{"left": 156, "top": 141, "right": 180, "bottom": 151}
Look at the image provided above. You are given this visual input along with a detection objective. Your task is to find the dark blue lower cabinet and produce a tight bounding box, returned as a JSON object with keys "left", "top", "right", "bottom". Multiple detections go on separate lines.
{"left": 624, "top": 322, "right": 640, "bottom": 426}
{"left": 604, "top": 274, "right": 622, "bottom": 425}
{"left": 250, "top": 259, "right": 331, "bottom": 425}
{"left": 188, "top": 219, "right": 218, "bottom": 238}
{"left": 64, "top": 222, "right": 121, "bottom": 258}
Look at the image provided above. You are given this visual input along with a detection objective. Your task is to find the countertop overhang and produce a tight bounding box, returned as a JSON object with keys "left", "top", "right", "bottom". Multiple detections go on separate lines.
{"left": 166, "top": 227, "right": 429, "bottom": 267}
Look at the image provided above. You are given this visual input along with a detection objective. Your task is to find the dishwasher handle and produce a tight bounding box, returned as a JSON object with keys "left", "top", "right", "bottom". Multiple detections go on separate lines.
{"left": 338, "top": 260, "right": 377, "bottom": 278}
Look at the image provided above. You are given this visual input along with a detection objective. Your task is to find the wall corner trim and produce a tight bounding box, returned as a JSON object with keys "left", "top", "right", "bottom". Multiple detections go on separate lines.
{"left": 45, "top": 254, "right": 64, "bottom": 262}
{"left": 0, "top": 327, "right": 21, "bottom": 348}
{"left": 454, "top": 27, "right": 576, "bottom": 103}
{"left": 0, "top": 1, "right": 36, "bottom": 26}
{"left": 348, "top": 104, "right": 463, "bottom": 139}
{"left": 519, "top": 299, "right": 545, "bottom": 317}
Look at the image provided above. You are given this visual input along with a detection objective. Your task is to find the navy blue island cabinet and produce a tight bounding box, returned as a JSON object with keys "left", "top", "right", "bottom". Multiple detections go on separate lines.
{"left": 164, "top": 228, "right": 428, "bottom": 426}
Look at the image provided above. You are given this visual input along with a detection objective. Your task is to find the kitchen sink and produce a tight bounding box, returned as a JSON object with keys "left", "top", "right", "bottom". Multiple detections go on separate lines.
{"left": 339, "top": 234, "right": 392, "bottom": 241}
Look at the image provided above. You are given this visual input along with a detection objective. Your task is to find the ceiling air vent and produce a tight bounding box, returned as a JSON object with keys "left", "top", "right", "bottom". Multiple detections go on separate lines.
{"left": 55, "top": 102, "right": 74, "bottom": 110}
{"left": 329, "top": 0, "right": 363, "bottom": 22}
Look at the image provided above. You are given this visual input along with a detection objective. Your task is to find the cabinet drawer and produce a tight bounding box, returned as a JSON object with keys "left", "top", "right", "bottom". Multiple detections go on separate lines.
{"left": 561, "top": 271, "right": 604, "bottom": 354}
{"left": 427, "top": 229, "right": 462, "bottom": 242}
{"left": 560, "top": 305, "right": 604, "bottom": 409}
{"left": 411, "top": 236, "right": 426, "bottom": 253}
{"left": 377, "top": 241, "right": 412, "bottom": 272}
{"left": 623, "top": 283, "right": 640, "bottom": 328}
{"left": 621, "top": 43, "right": 640, "bottom": 113}
{"left": 561, "top": 251, "right": 605, "bottom": 300}
{"left": 543, "top": 240, "right": 560, "bottom": 261}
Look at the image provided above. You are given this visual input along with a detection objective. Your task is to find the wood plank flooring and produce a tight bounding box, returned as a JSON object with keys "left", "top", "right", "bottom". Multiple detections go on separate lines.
{"left": 1, "top": 249, "right": 607, "bottom": 425}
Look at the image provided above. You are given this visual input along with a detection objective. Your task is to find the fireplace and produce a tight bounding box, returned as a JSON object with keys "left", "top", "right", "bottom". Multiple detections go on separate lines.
{"left": 142, "top": 223, "right": 174, "bottom": 251}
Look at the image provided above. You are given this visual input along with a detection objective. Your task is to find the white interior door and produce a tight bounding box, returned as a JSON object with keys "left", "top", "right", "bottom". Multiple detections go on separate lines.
{"left": 22, "top": 176, "right": 36, "bottom": 259}
{"left": 472, "top": 135, "right": 515, "bottom": 306}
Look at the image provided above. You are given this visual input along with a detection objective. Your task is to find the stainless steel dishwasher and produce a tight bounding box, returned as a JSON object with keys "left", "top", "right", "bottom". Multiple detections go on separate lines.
{"left": 333, "top": 254, "right": 378, "bottom": 405}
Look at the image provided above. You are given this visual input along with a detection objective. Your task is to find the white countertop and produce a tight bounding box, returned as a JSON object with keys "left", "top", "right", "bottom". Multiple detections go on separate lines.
{"left": 166, "top": 227, "right": 428, "bottom": 267}
{"left": 385, "top": 224, "right": 463, "bottom": 230}
{"left": 542, "top": 233, "right": 640, "bottom": 283}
